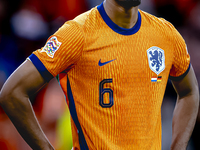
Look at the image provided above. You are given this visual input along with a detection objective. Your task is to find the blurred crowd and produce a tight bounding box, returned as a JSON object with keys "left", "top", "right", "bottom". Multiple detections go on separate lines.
{"left": 0, "top": 0, "right": 200, "bottom": 150}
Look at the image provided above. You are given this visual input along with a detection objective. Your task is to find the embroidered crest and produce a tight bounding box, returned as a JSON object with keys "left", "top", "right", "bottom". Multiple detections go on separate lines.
{"left": 40, "top": 36, "right": 62, "bottom": 58}
{"left": 147, "top": 46, "right": 165, "bottom": 75}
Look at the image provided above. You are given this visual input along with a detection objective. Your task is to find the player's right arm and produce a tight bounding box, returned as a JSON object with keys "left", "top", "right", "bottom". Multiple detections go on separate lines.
{"left": 0, "top": 20, "right": 84, "bottom": 150}
{"left": 0, "top": 60, "right": 55, "bottom": 150}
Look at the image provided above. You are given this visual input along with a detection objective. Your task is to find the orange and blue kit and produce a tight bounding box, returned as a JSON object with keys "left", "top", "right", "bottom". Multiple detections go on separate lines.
{"left": 28, "top": 3, "right": 190, "bottom": 150}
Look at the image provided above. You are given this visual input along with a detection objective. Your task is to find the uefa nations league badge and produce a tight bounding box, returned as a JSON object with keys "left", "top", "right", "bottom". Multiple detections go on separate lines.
{"left": 40, "top": 36, "right": 62, "bottom": 58}
{"left": 147, "top": 46, "right": 165, "bottom": 82}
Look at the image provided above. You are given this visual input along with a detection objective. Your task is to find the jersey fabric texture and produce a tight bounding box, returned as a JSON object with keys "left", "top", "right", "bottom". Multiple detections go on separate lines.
{"left": 28, "top": 2, "right": 190, "bottom": 150}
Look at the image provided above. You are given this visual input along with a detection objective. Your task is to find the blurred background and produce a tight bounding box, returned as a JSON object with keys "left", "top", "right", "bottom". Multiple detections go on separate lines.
{"left": 0, "top": 0, "right": 200, "bottom": 149}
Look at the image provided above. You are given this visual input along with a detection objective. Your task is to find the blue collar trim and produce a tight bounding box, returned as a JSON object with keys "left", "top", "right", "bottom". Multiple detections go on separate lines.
{"left": 97, "top": 2, "right": 141, "bottom": 35}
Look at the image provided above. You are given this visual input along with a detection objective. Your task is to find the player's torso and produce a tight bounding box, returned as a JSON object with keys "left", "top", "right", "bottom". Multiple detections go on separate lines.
{"left": 60, "top": 8, "right": 174, "bottom": 150}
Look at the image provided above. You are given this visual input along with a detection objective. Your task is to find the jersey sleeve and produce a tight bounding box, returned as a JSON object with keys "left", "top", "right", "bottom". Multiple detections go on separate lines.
{"left": 28, "top": 21, "right": 84, "bottom": 82}
{"left": 169, "top": 26, "right": 190, "bottom": 81}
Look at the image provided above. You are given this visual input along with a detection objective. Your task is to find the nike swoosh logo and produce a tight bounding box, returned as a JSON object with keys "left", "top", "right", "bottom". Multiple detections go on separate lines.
{"left": 98, "top": 59, "right": 116, "bottom": 66}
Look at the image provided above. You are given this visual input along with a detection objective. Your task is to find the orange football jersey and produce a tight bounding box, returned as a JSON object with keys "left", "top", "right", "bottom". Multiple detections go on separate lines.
{"left": 28, "top": 3, "right": 190, "bottom": 150}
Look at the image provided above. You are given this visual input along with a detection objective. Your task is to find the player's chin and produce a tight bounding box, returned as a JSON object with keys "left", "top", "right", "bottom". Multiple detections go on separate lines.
{"left": 116, "top": 0, "right": 141, "bottom": 8}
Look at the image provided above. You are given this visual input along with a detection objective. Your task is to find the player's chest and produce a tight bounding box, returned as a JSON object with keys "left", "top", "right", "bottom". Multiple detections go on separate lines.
{"left": 74, "top": 36, "right": 174, "bottom": 80}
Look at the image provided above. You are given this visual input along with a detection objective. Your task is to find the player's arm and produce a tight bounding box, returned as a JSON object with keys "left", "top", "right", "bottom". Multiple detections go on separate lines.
{"left": 0, "top": 60, "right": 55, "bottom": 150}
{"left": 170, "top": 65, "right": 199, "bottom": 150}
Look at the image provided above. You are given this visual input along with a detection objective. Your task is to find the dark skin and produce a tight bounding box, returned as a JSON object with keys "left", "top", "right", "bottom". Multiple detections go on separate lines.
{"left": 171, "top": 66, "right": 199, "bottom": 150}
{"left": 0, "top": 60, "right": 52, "bottom": 150}
{"left": 104, "top": 0, "right": 139, "bottom": 29}
{"left": 0, "top": 0, "right": 199, "bottom": 149}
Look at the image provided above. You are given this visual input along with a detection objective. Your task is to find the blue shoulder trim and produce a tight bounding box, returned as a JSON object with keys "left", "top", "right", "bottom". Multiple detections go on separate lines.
{"left": 28, "top": 54, "right": 54, "bottom": 82}
{"left": 169, "top": 64, "right": 191, "bottom": 81}
{"left": 97, "top": 2, "right": 141, "bottom": 35}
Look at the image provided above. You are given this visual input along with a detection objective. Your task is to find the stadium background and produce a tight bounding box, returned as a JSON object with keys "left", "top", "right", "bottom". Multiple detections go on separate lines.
{"left": 0, "top": 0, "right": 200, "bottom": 149}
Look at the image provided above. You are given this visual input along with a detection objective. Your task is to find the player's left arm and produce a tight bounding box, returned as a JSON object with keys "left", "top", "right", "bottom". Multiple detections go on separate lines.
{"left": 170, "top": 65, "right": 199, "bottom": 150}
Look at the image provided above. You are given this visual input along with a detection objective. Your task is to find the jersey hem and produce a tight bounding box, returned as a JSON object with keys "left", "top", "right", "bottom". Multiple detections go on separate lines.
{"left": 28, "top": 54, "right": 54, "bottom": 82}
{"left": 169, "top": 64, "right": 191, "bottom": 81}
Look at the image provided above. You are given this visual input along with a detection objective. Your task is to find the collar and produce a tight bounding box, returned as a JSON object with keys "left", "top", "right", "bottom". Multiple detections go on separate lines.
{"left": 97, "top": 2, "right": 141, "bottom": 35}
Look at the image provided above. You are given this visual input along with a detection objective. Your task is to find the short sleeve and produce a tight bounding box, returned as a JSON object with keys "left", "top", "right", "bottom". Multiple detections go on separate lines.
{"left": 28, "top": 21, "right": 84, "bottom": 82}
{"left": 169, "top": 27, "right": 190, "bottom": 81}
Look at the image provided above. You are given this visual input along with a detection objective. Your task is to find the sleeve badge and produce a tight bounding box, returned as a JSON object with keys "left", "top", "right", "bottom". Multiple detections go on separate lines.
{"left": 40, "top": 36, "right": 62, "bottom": 58}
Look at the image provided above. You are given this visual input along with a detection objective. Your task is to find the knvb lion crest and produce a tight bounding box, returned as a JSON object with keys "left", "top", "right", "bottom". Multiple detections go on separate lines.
{"left": 40, "top": 36, "right": 62, "bottom": 58}
{"left": 147, "top": 46, "right": 165, "bottom": 75}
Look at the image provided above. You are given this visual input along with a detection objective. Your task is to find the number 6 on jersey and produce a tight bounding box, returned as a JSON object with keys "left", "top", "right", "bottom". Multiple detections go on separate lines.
{"left": 99, "top": 79, "right": 114, "bottom": 108}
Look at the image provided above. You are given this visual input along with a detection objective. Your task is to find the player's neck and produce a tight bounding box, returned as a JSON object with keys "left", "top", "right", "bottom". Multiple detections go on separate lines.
{"left": 103, "top": 0, "right": 139, "bottom": 29}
